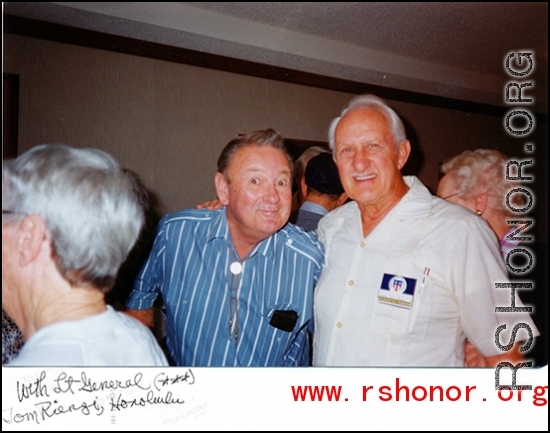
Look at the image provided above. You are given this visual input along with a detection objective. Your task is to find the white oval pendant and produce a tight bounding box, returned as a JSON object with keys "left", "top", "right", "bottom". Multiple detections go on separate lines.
{"left": 230, "top": 261, "right": 243, "bottom": 275}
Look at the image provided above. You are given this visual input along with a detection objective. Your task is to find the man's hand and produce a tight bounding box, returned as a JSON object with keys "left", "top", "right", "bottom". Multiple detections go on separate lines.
{"left": 196, "top": 197, "right": 222, "bottom": 210}
{"left": 465, "top": 340, "right": 487, "bottom": 367}
{"left": 465, "top": 340, "right": 526, "bottom": 368}
{"left": 484, "top": 341, "right": 526, "bottom": 367}
{"left": 124, "top": 308, "right": 155, "bottom": 330}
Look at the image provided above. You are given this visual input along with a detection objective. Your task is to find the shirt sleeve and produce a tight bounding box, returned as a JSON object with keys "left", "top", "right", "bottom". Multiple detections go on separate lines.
{"left": 280, "top": 321, "right": 311, "bottom": 366}
{"left": 281, "top": 237, "right": 325, "bottom": 366}
{"left": 450, "top": 219, "right": 540, "bottom": 357}
{"left": 282, "top": 290, "right": 320, "bottom": 367}
{"left": 125, "top": 216, "right": 168, "bottom": 310}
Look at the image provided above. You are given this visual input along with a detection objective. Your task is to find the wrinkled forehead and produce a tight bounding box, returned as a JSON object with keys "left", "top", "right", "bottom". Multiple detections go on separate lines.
{"left": 228, "top": 144, "right": 292, "bottom": 174}
{"left": 336, "top": 107, "right": 392, "bottom": 139}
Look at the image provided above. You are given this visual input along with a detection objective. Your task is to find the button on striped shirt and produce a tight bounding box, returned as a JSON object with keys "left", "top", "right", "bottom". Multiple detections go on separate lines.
{"left": 126, "top": 207, "right": 324, "bottom": 366}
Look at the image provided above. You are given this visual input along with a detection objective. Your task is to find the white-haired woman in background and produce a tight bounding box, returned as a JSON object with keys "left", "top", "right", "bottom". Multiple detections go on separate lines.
{"left": 2, "top": 144, "right": 167, "bottom": 366}
{"left": 438, "top": 148, "right": 547, "bottom": 368}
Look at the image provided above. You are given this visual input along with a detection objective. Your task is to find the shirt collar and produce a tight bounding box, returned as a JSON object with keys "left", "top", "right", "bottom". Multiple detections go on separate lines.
{"left": 390, "top": 176, "right": 433, "bottom": 219}
{"left": 300, "top": 201, "right": 329, "bottom": 216}
{"left": 206, "top": 206, "right": 275, "bottom": 258}
{"left": 206, "top": 207, "right": 231, "bottom": 242}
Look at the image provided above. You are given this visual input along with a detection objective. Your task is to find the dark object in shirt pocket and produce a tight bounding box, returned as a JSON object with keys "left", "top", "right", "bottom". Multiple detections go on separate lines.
{"left": 270, "top": 310, "right": 298, "bottom": 332}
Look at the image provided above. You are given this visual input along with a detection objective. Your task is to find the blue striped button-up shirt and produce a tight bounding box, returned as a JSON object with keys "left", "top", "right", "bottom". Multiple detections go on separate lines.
{"left": 126, "top": 207, "right": 324, "bottom": 366}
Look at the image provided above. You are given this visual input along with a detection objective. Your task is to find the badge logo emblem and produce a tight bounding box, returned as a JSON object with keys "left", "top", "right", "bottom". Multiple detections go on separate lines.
{"left": 389, "top": 276, "right": 407, "bottom": 293}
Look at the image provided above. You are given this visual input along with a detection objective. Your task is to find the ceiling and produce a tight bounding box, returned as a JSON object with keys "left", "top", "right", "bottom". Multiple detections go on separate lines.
{"left": 3, "top": 2, "right": 548, "bottom": 114}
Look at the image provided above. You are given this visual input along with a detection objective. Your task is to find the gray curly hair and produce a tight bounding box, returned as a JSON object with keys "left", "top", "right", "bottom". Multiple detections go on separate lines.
{"left": 2, "top": 144, "right": 145, "bottom": 293}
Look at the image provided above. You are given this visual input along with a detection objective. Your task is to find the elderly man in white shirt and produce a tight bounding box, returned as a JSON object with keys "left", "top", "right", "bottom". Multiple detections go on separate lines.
{"left": 312, "top": 94, "right": 538, "bottom": 367}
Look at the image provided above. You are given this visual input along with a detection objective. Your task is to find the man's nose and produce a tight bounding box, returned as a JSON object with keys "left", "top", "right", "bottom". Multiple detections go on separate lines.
{"left": 352, "top": 148, "right": 370, "bottom": 171}
{"left": 263, "top": 183, "right": 281, "bottom": 203}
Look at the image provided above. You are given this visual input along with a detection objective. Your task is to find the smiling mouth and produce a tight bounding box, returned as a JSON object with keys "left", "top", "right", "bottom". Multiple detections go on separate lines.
{"left": 353, "top": 173, "right": 376, "bottom": 181}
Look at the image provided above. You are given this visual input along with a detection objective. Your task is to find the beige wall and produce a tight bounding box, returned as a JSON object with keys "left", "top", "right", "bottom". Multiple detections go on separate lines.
{"left": 3, "top": 33, "right": 547, "bottom": 241}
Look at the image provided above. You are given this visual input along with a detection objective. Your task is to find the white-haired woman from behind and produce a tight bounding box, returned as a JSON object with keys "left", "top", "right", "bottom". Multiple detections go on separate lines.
{"left": 2, "top": 144, "right": 168, "bottom": 366}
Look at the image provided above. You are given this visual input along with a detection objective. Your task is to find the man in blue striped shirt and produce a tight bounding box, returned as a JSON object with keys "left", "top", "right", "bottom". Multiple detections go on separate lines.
{"left": 126, "top": 129, "right": 324, "bottom": 366}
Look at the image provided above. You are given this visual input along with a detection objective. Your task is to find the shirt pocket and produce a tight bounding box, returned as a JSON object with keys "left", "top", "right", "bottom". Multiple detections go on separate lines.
{"left": 262, "top": 303, "right": 301, "bottom": 333}
{"left": 369, "top": 283, "right": 432, "bottom": 339}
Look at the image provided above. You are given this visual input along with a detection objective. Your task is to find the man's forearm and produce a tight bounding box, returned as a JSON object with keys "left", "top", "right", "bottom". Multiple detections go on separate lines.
{"left": 465, "top": 340, "right": 528, "bottom": 367}
{"left": 484, "top": 341, "right": 526, "bottom": 368}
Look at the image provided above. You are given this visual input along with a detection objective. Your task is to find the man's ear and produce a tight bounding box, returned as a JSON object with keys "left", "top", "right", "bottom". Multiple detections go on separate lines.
{"left": 337, "top": 192, "right": 349, "bottom": 207}
{"left": 17, "top": 215, "right": 47, "bottom": 267}
{"left": 214, "top": 172, "right": 230, "bottom": 206}
{"left": 397, "top": 140, "right": 411, "bottom": 170}
{"left": 300, "top": 176, "right": 308, "bottom": 202}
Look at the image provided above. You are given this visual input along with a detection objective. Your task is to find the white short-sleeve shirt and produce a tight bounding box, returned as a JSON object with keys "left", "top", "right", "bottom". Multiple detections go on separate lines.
{"left": 313, "top": 176, "right": 538, "bottom": 366}
{"left": 9, "top": 306, "right": 168, "bottom": 366}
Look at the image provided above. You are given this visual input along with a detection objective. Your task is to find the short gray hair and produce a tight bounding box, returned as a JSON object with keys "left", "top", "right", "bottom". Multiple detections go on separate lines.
{"left": 440, "top": 149, "right": 523, "bottom": 216}
{"left": 2, "top": 144, "right": 145, "bottom": 293}
{"left": 217, "top": 129, "right": 293, "bottom": 178}
{"left": 328, "top": 94, "right": 407, "bottom": 151}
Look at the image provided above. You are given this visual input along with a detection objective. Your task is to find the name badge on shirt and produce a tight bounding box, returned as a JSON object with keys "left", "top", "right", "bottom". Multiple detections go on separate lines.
{"left": 378, "top": 273, "right": 417, "bottom": 309}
